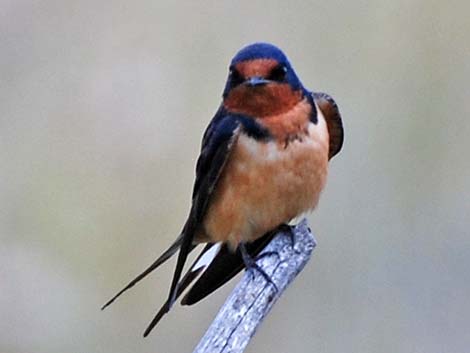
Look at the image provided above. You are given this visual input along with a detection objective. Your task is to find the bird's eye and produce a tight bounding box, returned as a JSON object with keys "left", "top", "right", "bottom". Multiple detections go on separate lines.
{"left": 229, "top": 68, "right": 244, "bottom": 86}
{"left": 269, "top": 65, "right": 287, "bottom": 81}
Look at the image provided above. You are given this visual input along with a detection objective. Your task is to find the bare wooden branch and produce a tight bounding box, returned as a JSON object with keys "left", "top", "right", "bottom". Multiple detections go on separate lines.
{"left": 192, "top": 219, "right": 316, "bottom": 353}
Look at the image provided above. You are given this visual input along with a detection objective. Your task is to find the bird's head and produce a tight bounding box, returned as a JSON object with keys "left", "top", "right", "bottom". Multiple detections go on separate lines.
{"left": 222, "top": 43, "right": 306, "bottom": 117}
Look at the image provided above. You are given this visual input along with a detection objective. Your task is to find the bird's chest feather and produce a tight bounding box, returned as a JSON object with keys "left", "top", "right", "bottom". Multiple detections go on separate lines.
{"left": 203, "top": 107, "right": 329, "bottom": 248}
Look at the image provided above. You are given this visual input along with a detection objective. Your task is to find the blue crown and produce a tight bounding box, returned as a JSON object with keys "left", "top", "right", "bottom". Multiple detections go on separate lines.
{"left": 231, "top": 43, "right": 289, "bottom": 65}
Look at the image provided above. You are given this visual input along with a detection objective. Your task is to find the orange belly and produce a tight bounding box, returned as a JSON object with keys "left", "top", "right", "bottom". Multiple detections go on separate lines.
{"left": 202, "top": 112, "right": 330, "bottom": 249}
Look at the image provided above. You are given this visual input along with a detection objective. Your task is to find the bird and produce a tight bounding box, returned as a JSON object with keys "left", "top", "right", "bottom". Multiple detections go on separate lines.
{"left": 101, "top": 42, "right": 344, "bottom": 337}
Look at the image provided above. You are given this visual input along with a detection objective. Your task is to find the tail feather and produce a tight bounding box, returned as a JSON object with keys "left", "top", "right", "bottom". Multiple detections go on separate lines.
{"left": 166, "top": 220, "right": 198, "bottom": 310}
{"left": 101, "top": 233, "right": 185, "bottom": 311}
{"left": 143, "top": 243, "right": 216, "bottom": 337}
{"left": 181, "top": 229, "right": 276, "bottom": 306}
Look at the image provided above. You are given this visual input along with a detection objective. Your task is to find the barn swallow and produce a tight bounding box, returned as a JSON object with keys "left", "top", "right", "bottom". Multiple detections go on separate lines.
{"left": 102, "top": 42, "right": 344, "bottom": 337}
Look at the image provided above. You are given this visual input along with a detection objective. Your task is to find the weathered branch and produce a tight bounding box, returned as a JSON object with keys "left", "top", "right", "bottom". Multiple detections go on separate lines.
{"left": 192, "top": 219, "right": 316, "bottom": 353}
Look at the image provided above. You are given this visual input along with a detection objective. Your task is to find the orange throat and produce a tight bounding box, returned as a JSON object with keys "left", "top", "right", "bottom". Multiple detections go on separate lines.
{"left": 224, "top": 83, "right": 303, "bottom": 118}
{"left": 224, "top": 86, "right": 313, "bottom": 143}
{"left": 256, "top": 98, "right": 312, "bottom": 141}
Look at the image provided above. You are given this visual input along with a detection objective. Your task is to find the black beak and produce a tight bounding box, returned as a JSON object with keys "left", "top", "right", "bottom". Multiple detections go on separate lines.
{"left": 246, "top": 76, "right": 269, "bottom": 87}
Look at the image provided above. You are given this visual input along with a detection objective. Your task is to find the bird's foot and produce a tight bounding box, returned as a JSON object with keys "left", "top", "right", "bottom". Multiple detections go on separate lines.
{"left": 276, "top": 223, "right": 296, "bottom": 248}
{"left": 239, "top": 243, "right": 278, "bottom": 292}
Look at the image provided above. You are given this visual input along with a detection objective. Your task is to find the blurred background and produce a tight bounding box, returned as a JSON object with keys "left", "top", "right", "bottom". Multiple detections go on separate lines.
{"left": 1, "top": 1, "right": 469, "bottom": 352}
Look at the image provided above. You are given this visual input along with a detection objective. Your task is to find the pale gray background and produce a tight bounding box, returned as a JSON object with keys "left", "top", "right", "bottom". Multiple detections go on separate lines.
{"left": 1, "top": 1, "right": 469, "bottom": 353}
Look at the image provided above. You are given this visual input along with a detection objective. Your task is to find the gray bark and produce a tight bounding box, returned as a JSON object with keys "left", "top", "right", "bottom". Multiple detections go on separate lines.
{"left": 192, "top": 219, "right": 316, "bottom": 353}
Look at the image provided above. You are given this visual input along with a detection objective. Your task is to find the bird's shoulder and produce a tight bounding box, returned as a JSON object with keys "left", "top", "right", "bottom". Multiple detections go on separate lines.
{"left": 312, "top": 92, "right": 344, "bottom": 159}
{"left": 191, "top": 108, "right": 269, "bottom": 201}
